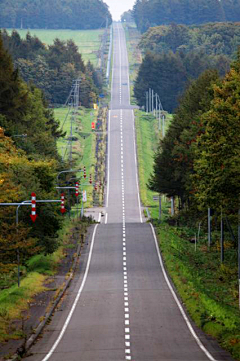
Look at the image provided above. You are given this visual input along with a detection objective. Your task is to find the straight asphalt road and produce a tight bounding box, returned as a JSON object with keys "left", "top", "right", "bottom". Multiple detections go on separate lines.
{"left": 23, "top": 23, "right": 234, "bottom": 361}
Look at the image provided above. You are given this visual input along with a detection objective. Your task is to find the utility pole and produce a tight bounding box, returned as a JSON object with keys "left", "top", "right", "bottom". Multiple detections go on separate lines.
{"left": 162, "top": 114, "right": 165, "bottom": 138}
{"left": 68, "top": 79, "right": 80, "bottom": 165}
{"left": 146, "top": 91, "right": 165, "bottom": 133}
{"left": 149, "top": 88, "right": 151, "bottom": 113}
{"left": 152, "top": 89, "right": 154, "bottom": 114}
{"left": 155, "top": 93, "right": 158, "bottom": 117}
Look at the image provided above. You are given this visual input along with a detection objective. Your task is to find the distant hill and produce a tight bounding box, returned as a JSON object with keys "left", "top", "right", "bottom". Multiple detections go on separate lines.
{"left": 133, "top": 0, "right": 240, "bottom": 33}
{"left": 0, "top": 0, "right": 112, "bottom": 30}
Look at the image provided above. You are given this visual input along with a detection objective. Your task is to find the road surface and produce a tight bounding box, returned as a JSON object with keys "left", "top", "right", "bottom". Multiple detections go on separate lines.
{"left": 24, "top": 23, "right": 233, "bottom": 361}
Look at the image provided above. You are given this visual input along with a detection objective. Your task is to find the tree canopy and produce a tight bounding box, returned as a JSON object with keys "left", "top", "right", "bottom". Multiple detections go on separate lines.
{"left": 0, "top": 36, "right": 71, "bottom": 276}
{"left": 0, "top": 0, "right": 112, "bottom": 30}
{"left": 134, "top": 50, "right": 229, "bottom": 112}
{"left": 133, "top": 0, "right": 240, "bottom": 33}
{"left": 139, "top": 22, "right": 240, "bottom": 57}
{"left": 149, "top": 54, "right": 240, "bottom": 217}
{"left": 148, "top": 69, "right": 219, "bottom": 208}
{"left": 1, "top": 30, "right": 102, "bottom": 106}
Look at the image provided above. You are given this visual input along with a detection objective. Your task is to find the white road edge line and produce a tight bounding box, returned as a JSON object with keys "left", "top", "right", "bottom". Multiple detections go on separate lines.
{"left": 41, "top": 224, "right": 99, "bottom": 361}
{"left": 150, "top": 223, "right": 217, "bottom": 361}
{"left": 118, "top": 26, "right": 122, "bottom": 105}
{"left": 111, "top": 27, "right": 114, "bottom": 106}
{"left": 105, "top": 212, "right": 108, "bottom": 224}
{"left": 106, "top": 110, "right": 111, "bottom": 208}
{"left": 132, "top": 109, "right": 143, "bottom": 223}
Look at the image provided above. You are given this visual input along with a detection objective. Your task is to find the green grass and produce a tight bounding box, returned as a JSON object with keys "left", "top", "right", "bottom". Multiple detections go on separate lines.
{"left": 0, "top": 217, "right": 88, "bottom": 342}
{"left": 130, "top": 24, "right": 240, "bottom": 360}
{"left": 55, "top": 106, "right": 97, "bottom": 207}
{"left": 134, "top": 109, "right": 172, "bottom": 219}
{"left": 0, "top": 272, "right": 47, "bottom": 342}
{"left": 157, "top": 223, "right": 240, "bottom": 360}
{"left": 123, "top": 22, "right": 142, "bottom": 103}
{"left": 4, "top": 28, "right": 104, "bottom": 66}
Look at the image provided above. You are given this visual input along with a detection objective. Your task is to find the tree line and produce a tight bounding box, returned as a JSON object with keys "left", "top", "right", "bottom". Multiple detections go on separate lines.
{"left": 0, "top": 0, "right": 112, "bottom": 30}
{"left": 139, "top": 22, "right": 240, "bottom": 57}
{"left": 133, "top": 21, "right": 240, "bottom": 113}
{"left": 133, "top": 0, "right": 240, "bottom": 33}
{"left": 134, "top": 50, "right": 230, "bottom": 113}
{"left": 1, "top": 30, "right": 103, "bottom": 106}
{"left": 0, "top": 35, "right": 76, "bottom": 282}
{"left": 149, "top": 57, "right": 240, "bottom": 228}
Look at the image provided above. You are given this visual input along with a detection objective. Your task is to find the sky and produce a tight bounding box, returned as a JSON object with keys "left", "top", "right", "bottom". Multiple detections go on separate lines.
{"left": 104, "top": 0, "right": 135, "bottom": 20}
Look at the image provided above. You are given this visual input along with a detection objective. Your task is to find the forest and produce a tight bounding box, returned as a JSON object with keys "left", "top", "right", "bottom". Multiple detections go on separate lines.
{"left": 139, "top": 22, "right": 240, "bottom": 56}
{"left": 1, "top": 30, "right": 102, "bottom": 105}
{"left": 0, "top": 0, "right": 112, "bottom": 30}
{"left": 133, "top": 0, "right": 240, "bottom": 33}
{"left": 149, "top": 57, "right": 240, "bottom": 225}
{"left": 134, "top": 22, "right": 240, "bottom": 112}
{"left": 134, "top": 50, "right": 230, "bottom": 112}
{"left": 0, "top": 34, "right": 72, "bottom": 279}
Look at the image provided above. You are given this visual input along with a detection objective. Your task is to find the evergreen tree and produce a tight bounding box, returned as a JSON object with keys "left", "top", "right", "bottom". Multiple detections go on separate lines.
{"left": 193, "top": 55, "right": 240, "bottom": 212}
{"left": 149, "top": 70, "right": 219, "bottom": 208}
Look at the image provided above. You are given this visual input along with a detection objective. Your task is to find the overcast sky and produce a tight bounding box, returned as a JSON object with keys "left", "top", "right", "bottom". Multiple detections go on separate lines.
{"left": 104, "top": 0, "right": 135, "bottom": 20}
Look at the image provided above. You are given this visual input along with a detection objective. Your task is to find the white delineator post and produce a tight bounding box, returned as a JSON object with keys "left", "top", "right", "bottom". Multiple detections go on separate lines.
{"left": 30, "top": 192, "right": 37, "bottom": 222}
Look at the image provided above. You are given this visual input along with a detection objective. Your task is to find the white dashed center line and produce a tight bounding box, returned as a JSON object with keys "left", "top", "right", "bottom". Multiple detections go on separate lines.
{"left": 120, "top": 109, "right": 132, "bottom": 361}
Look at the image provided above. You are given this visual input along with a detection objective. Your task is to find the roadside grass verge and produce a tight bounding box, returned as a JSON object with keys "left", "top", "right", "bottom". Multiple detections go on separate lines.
{"left": 0, "top": 217, "right": 91, "bottom": 343}
{"left": 134, "top": 109, "right": 172, "bottom": 219}
{"left": 0, "top": 272, "right": 47, "bottom": 342}
{"left": 126, "top": 18, "right": 240, "bottom": 361}
{"left": 4, "top": 28, "right": 104, "bottom": 66}
{"left": 135, "top": 106, "right": 240, "bottom": 360}
{"left": 0, "top": 230, "right": 64, "bottom": 342}
{"left": 123, "top": 22, "right": 142, "bottom": 104}
{"left": 55, "top": 106, "right": 97, "bottom": 208}
{"left": 156, "top": 222, "right": 240, "bottom": 360}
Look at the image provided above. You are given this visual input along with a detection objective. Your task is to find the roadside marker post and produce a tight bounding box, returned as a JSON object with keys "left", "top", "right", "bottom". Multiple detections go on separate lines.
{"left": 75, "top": 183, "right": 80, "bottom": 218}
{"left": 60, "top": 193, "right": 66, "bottom": 214}
{"left": 30, "top": 192, "right": 37, "bottom": 222}
{"left": 0, "top": 197, "right": 63, "bottom": 286}
{"left": 75, "top": 182, "right": 79, "bottom": 197}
